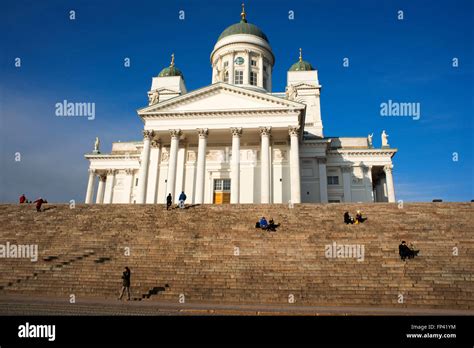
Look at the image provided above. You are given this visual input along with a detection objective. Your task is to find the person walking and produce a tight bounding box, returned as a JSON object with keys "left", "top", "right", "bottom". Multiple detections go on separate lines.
{"left": 166, "top": 193, "right": 173, "bottom": 210}
{"left": 118, "top": 266, "right": 131, "bottom": 301}
{"left": 33, "top": 198, "right": 47, "bottom": 212}
{"left": 178, "top": 191, "right": 187, "bottom": 209}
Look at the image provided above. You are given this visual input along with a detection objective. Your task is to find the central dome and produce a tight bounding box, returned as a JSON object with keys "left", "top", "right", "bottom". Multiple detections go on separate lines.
{"left": 217, "top": 4, "right": 269, "bottom": 43}
{"left": 218, "top": 21, "right": 269, "bottom": 43}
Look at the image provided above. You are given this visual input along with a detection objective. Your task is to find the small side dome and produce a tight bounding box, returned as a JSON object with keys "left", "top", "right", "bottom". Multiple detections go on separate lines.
{"left": 158, "top": 53, "right": 184, "bottom": 79}
{"left": 289, "top": 48, "right": 314, "bottom": 71}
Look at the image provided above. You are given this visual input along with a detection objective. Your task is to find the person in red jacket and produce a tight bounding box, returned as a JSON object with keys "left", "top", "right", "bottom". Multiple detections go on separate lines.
{"left": 19, "top": 194, "right": 26, "bottom": 204}
{"left": 33, "top": 198, "right": 47, "bottom": 212}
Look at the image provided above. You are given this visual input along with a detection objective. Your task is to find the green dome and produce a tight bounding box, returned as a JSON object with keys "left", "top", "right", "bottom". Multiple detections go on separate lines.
{"left": 289, "top": 60, "right": 314, "bottom": 71}
{"left": 217, "top": 4, "right": 269, "bottom": 43}
{"left": 158, "top": 66, "right": 183, "bottom": 78}
{"left": 218, "top": 21, "right": 269, "bottom": 43}
{"left": 158, "top": 53, "right": 184, "bottom": 79}
{"left": 289, "top": 49, "right": 314, "bottom": 71}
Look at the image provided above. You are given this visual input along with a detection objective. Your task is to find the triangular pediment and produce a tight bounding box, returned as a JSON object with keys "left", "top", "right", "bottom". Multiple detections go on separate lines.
{"left": 138, "top": 83, "right": 305, "bottom": 115}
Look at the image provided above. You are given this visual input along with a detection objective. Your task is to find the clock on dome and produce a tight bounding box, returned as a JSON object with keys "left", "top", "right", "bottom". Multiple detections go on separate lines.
{"left": 234, "top": 57, "right": 244, "bottom": 65}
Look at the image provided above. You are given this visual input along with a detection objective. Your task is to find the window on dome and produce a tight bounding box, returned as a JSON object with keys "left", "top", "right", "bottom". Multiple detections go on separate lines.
{"left": 234, "top": 70, "right": 243, "bottom": 84}
{"left": 224, "top": 61, "right": 229, "bottom": 68}
{"left": 224, "top": 71, "right": 229, "bottom": 83}
{"left": 263, "top": 76, "right": 267, "bottom": 89}
{"left": 251, "top": 59, "right": 257, "bottom": 67}
{"left": 263, "top": 65, "right": 267, "bottom": 72}
{"left": 250, "top": 72, "right": 257, "bottom": 86}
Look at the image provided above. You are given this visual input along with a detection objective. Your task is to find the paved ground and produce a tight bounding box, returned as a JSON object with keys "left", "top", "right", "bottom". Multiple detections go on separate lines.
{"left": 0, "top": 295, "right": 472, "bottom": 316}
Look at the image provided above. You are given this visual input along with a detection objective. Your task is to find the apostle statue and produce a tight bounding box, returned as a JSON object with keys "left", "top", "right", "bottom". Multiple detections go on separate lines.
{"left": 286, "top": 85, "right": 297, "bottom": 100}
{"left": 94, "top": 137, "right": 100, "bottom": 153}
{"left": 148, "top": 90, "right": 160, "bottom": 105}
{"left": 367, "top": 133, "right": 374, "bottom": 148}
{"left": 381, "top": 130, "right": 389, "bottom": 147}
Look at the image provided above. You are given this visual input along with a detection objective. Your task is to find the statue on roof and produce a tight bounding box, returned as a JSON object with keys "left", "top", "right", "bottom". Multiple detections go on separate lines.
{"left": 367, "top": 133, "right": 374, "bottom": 148}
{"left": 148, "top": 89, "right": 160, "bottom": 105}
{"left": 94, "top": 137, "right": 100, "bottom": 153}
{"left": 381, "top": 130, "right": 389, "bottom": 147}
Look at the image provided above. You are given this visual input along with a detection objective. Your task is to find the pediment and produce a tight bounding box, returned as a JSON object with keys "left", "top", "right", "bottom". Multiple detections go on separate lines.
{"left": 138, "top": 83, "right": 305, "bottom": 115}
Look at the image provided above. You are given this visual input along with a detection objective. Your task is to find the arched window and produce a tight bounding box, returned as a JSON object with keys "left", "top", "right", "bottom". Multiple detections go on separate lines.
{"left": 224, "top": 71, "right": 229, "bottom": 83}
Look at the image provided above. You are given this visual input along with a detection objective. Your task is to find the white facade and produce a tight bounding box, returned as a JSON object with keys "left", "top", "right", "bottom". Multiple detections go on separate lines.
{"left": 84, "top": 9, "right": 397, "bottom": 205}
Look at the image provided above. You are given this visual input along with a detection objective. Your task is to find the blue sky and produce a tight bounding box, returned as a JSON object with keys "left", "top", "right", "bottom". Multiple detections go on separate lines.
{"left": 1, "top": 0, "right": 473, "bottom": 203}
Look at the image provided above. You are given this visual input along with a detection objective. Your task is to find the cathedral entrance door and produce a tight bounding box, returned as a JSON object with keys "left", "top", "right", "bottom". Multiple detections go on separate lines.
{"left": 213, "top": 179, "right": 231, "bottom": 204}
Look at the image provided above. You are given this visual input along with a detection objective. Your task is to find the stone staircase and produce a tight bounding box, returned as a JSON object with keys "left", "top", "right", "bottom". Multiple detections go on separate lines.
{"left": 0, "top": 203, "right": 472, "bottom": 310}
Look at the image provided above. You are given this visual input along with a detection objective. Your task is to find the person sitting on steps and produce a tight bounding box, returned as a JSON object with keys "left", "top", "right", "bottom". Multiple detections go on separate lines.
{"left": 259, "top": 216, "right": 268, "bottom": 230}
{"left": 344, "top": 212, "right": 354, "bottom": 224}
{"left": 355, "top": 210, "right": 367, "bottom": 224}
{"left": 399, "top": 241, "right": 419, "bottom": 261}
{"left": 267, "top": 218, "right": 280, "bottom": 232}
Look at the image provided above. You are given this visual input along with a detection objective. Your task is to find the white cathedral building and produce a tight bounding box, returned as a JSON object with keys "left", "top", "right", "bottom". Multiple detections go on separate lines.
{"left": 84, "top": 5, "right": 397, "bottom": 205}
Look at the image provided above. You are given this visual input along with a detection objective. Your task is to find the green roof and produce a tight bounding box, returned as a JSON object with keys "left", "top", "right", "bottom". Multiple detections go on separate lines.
{"left": 218, "top": 20, "right": 269, "bottom": 43}
{"left": 158, "top": 66, "right": 183, "bottom": 78}
{"left": 289, "top": 60, "right": 314, "bottom": 72}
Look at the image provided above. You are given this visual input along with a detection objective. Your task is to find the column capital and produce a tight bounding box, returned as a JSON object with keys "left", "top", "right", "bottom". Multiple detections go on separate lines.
{"left": 106, "top": 169, "right": 117, "bottom": 176}
{"left": 341, "top": 165, "right": 352, "bottom": 173}
{"left": 288, "top": 125, "right": 300, "bottom": 137}
{"left": 98, "top": 173, "right": 107, "bottom": 181}
{"left": 88, "top": 168, "right": 96, "bottom": 175}
{"left": 318, "top": 158, "right": 327, "bottom": 164}
{"left": 230, "top": 127, "right": 243, "bottom": 137}
{"left": 170, "top": 129, "right": 182, "bottom": 139}
{"left": 259, "top": 126, "right": 272, "bottom": 137}
{"left": 384, "top": 164, "right": 394, "bottom": 173}
{"left": 197, "top": 128, "right": 209, "bottom": 139}
{"left": 143, "top": 130, "right": 154, "bottom": 140}
{"left": 125, "top": 168, "right": 134, "bottom": 175}
{"left": 151, "top": 139, "right": 161, "bottom": 148}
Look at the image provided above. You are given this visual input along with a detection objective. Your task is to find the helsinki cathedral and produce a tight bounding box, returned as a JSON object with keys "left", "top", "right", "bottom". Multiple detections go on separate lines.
{"left": 84, "top": 4, "right": 397, "bottom": 205}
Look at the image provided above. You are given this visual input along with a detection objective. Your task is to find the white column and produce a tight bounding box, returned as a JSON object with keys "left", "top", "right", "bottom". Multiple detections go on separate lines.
{"left": 124, "top": 169, "right": 134, "bottom": 203}
{"left": 166, "top": 129, "right": 181, "bottom": 202}
{"left": 258, "top": 54, "right": 264, "bottom": 88}
{"left": 244, "top": 50, "right": 250, "bottom": 85}
{"left": 342, "top": 166, "right": 352, "bottom": 202}
{"left": 136, "top": 130, "right": 154, "bottom": 204}
{"left": 260, "top": 127, "right": 271, "bottom": 204}
{"left": 318, "top": 158, "right": 328, "bottom": 203}
{"left": 85, "top": 169, "right": 95, "bottom": 204}
{"left": 364, "top": 165, "right": 374, "bottom": 202}
{"left": 384, "top": 164, "right": 396, "bottom": 203}
{"left": 230, "top": 127, "right": 242, "bottom": 204}
{"left": 195, "top": 128, "right": 208, "bottom": 204}
{"left": 103, "top": 169, "right": 116, "bottom": 204}
{"left": 95, "top": 174, "right": 106, "bottom": 204}
{"left": 146, "top": 139, "right": 161, "bottom": 203}
{"left": 229, "top": 51, "right": 235, "bottom": 84}
{"left": 289, "top": 126, "right": 301, "bottom": 204}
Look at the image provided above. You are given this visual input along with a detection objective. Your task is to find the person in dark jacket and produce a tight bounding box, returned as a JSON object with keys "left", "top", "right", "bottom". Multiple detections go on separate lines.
{"left": 267, "top": 218, "right": 280, "bottom": 232}
{"left": 33, "top": 198, "right": 47, "bottom": 212}
{"left": 344, "top": 212, "right": 354, "bottom": 224}
{"left": 166, "top": 193, "right": 172, "bottom": 210}
{"left": 118, "top": 266, "right": 131, "bottom": 300}
{"left": 399, "top": 241, "right": 419, "bottom": 260}
{"left": 178, "top": 191, "right": 187, "bottom": 208}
